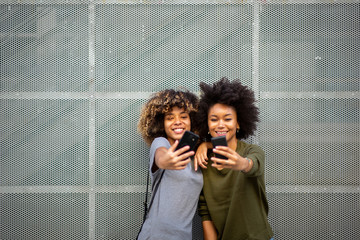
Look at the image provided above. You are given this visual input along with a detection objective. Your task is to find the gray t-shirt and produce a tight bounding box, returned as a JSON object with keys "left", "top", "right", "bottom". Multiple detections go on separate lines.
{"left": 138, "top": 137, "right": 203, "bottom": 240}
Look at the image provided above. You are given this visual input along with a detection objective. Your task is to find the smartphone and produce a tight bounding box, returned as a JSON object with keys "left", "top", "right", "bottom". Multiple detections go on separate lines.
{"left": 175, "top": 131, "right": 199, "bottom": 153}
{"left": 211, "top": 136, "right": 228, "bottom": 159}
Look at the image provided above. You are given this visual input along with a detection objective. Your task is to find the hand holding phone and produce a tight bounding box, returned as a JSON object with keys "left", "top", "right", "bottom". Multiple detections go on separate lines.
{"left": 175, "top": 131, "right": 199, "bottom": 154}
{"left": 211, "top": 136, "right": 228, "bottom": 159}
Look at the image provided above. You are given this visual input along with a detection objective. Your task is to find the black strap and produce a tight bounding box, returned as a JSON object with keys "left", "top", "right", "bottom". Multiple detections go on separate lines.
{"left": 137, "top": 168, "right": 165, "bottom": 239}
{"left": 142, "top": 167, "right": 150, "bottom": 222}
{"left": 146, "top": 169, "right": 165, "bottom": 215}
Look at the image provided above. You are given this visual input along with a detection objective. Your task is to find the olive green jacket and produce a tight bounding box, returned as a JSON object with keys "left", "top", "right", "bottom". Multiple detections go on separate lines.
{"left": 198, "top": 140, "right": 273, "bottom": 240}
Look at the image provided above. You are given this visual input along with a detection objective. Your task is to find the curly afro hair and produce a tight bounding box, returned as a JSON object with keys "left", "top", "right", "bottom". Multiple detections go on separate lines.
{"left": 138, "top": 89, "right": 199, "bottom": 145}
{"left": 195, "top": 77, "right": 259, "bottom": 140}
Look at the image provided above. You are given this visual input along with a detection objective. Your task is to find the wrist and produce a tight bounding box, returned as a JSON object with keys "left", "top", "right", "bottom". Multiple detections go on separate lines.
{"left": 242, "top": 157, "right": 252, "bottom": 173}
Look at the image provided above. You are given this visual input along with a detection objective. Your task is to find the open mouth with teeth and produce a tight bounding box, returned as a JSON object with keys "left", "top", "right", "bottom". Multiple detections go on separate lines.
{"left": 173, "top": 128, "right": 185, "bottom": 134}
{"left": 215, "top": 131, "right": 227, "bottom": 136}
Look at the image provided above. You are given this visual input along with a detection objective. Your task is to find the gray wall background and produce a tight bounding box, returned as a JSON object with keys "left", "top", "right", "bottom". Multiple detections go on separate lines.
{"left": 0, "top": 0, "right": 359, "bottom": 239}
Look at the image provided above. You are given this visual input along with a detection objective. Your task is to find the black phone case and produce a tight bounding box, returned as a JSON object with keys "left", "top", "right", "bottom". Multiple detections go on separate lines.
{"left": 175, "top": 131, "right": 199, "bottom": 153}
{"left": 211, "top": 136, "right": 228, "bottom": 159}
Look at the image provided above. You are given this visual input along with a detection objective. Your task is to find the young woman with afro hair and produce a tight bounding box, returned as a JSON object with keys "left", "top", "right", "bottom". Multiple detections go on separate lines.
{"left": 194, "top": 78, "right": 274, "bottom": 240}
{"left": 137, "top": 89, "right": 203, "bottom": 240}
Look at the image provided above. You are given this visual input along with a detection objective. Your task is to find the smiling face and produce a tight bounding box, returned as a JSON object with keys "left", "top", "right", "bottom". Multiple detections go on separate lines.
{"left": 164, "top": 106, "right": 191, "bottom": 145}
{"left": 208, "top": 103, "right": 239, "bottom": 150}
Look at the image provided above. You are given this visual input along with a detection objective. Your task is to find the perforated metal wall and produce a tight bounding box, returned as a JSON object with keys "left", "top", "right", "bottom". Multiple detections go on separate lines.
{"left": 0, "top": 1, "right": 359, "bottom": 239}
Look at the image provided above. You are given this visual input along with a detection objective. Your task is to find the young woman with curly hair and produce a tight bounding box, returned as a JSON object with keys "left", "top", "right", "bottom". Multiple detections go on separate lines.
{"left": 137, "top": 89, "right": 203, "bottom": 240}
{"left": 194, "top": 78, "right": 274, "bottom": 240}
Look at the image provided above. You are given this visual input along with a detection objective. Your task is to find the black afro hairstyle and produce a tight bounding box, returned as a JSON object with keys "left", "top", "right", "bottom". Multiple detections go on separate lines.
{"left": 195, "top": 77, "right": 259, "bottom": 140}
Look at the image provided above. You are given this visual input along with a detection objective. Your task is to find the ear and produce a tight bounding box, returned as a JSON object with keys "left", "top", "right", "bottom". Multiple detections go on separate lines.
{"left": 237, "top": 123, "right": 240, "bottom": 129}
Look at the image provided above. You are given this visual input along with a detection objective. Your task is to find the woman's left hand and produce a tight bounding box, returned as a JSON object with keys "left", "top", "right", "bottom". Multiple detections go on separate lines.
{"left": 211, "top": 146, "right": 252, "bottom": 172}
{"left": 194, "top": 142, "right": 212, "bottom": 171}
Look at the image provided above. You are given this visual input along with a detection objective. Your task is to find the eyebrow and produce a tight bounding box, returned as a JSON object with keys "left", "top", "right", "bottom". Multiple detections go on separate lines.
{"left": 165, "top": 111, "right": 187, "bottom": 116}
{"left": 209, "top": 113, "right": 233, "bottom": 117}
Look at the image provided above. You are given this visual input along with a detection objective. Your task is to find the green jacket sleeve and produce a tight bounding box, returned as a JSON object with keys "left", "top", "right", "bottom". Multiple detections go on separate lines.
{"left": 243, "top": 144, "right": 265, "bottom": 177}
{"left": 198, "top": 190, "right": 211, "bottom": 221}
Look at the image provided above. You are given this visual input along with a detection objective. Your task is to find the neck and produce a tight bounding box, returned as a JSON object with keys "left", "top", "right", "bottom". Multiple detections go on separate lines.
{"left": 227, "top": 138, "right": 238, "bottom": 151}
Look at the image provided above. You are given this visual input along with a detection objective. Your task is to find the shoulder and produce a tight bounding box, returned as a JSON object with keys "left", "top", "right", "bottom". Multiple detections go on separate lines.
{"left": 237, "top": 140, "right": 264, "bottom": 156}
{"left": 152, "top": 137, "right": 170, "bottom": 146}
{"left": 150, "top": 137, "right": 171, "bottom": 151}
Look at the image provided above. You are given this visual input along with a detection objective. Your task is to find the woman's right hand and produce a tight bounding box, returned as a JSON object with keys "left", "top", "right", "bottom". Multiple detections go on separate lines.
{"left": 194, "top": 142, "right": 212, "bottom": 171}
{"left": 155, "top": 140, "right": 194, "bottom": 170}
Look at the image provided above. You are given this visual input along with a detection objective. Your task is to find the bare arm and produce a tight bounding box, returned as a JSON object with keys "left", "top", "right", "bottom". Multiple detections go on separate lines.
{"left": 202, "top": 220, "right": 217, "bottom": 240}
{"left": 152, "top": 140, "right": 194, "bottom": 172}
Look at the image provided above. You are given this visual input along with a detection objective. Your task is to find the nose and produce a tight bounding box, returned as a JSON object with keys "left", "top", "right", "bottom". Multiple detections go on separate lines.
{"left": 218, "top": 119, "right": 225, "bottom": 127}
{"left": 174, "top": 116, "right": 181, "bottom": 124}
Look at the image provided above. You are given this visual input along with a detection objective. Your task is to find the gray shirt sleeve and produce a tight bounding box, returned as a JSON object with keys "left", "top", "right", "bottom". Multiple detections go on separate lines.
{"left": 149, "top": 137, "right": 170, "bottom": 187}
